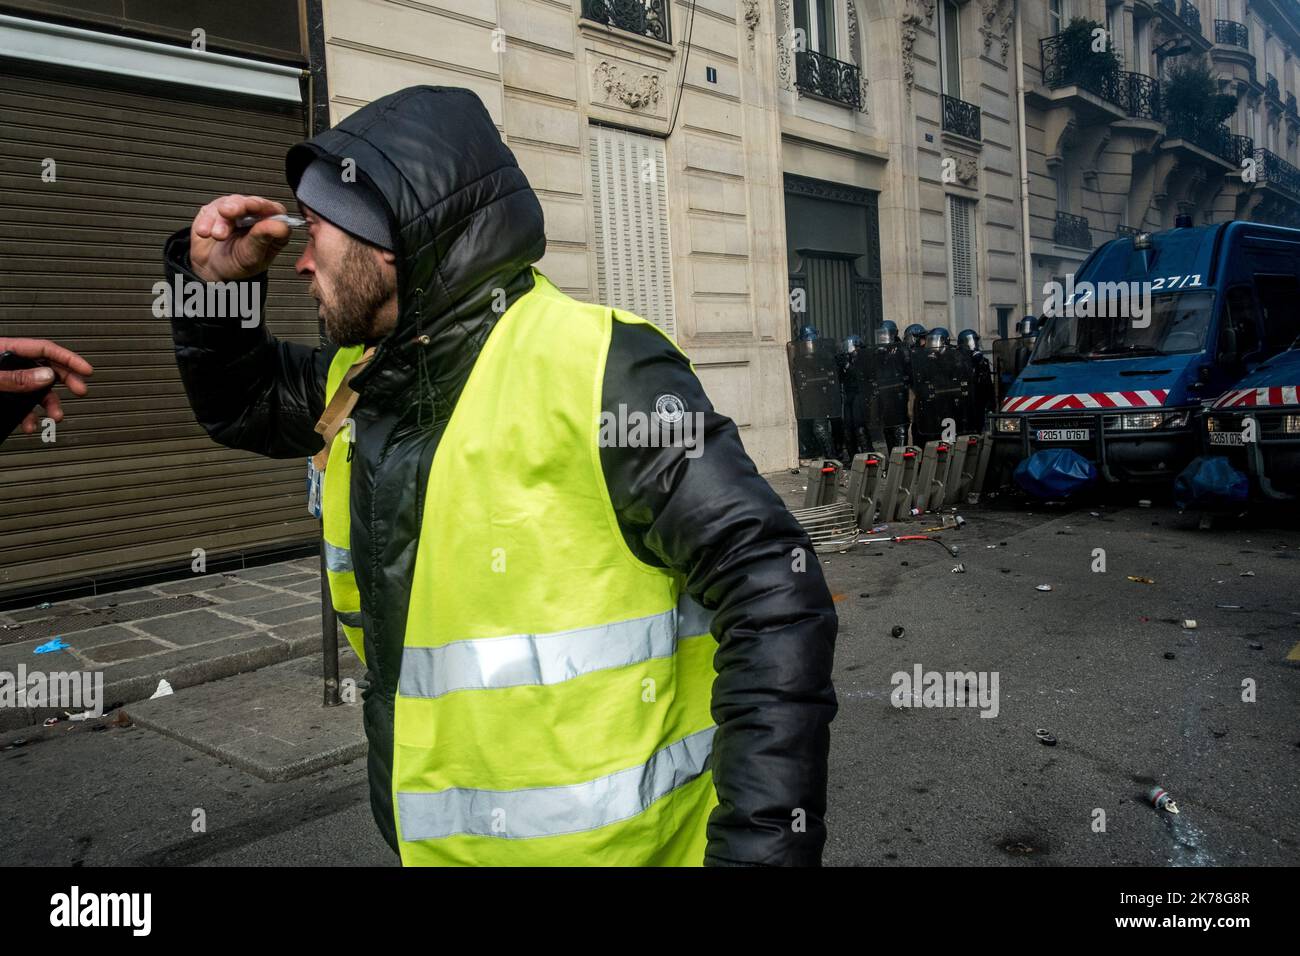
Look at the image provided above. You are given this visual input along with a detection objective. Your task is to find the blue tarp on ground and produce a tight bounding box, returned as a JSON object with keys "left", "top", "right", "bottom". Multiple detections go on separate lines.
{"left": 1174, "top": 456, "right": 1249, "bottom": 511}
{"left": 1013, "top": 448, "right": 1098, "bottom": 499}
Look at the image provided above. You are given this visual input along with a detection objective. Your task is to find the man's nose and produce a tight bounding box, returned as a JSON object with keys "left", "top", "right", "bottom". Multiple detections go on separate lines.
{"left": 294, "top": 245, "right": 315, "bottom": 277}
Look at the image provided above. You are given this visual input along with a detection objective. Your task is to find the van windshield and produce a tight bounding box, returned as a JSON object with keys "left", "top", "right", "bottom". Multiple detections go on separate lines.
{"left": 1034, "top": 292, "right": 1215, "bottom": 362}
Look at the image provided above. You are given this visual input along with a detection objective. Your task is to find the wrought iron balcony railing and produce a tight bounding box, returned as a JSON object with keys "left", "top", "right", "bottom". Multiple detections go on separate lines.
{"left": 580, "top": 0, "right": 670, "bottom": 44}
{"left": 1214, "top": 19, "right": 1249, "bottom": 49}
{"left": 1255, "top": 147, "right": 1300, "bottom": 198}
{"left": 794, "top": 49, "right": 865, "bottom": 111}
{"left": 1040, "top": 33, "right": 1128, "bottom": 110}
{"left": 1179, "top": 0, "right": 1202, "bottom": 34}
{"left": 1267, "top": 73, "right": 1280, "bottom": 100}
{"left": 1054, "top": 211, "right": 1092, "bottom": 249}
{"left": 941, "top": 93, "right": 981, "bottom": 140}
{"left": 1167, "top": 113, "right": 1251, "bottom": 165}
{"left": 1125, "top": 72, "right": 1162, "bottom": 121}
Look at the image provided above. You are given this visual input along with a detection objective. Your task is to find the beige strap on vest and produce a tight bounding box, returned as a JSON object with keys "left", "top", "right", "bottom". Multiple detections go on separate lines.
{"left": 312, "top": 347, "right": 376, "bottom": 472}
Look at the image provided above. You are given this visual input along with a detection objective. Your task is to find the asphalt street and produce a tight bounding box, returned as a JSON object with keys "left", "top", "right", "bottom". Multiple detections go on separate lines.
{"left": 2, "top": 492, "right": 1297, "bottom": 867}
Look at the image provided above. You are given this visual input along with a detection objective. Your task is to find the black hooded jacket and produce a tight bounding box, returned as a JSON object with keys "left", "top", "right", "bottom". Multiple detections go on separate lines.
{"left": 164, "top": 86, "right": 837, "bottom": 865}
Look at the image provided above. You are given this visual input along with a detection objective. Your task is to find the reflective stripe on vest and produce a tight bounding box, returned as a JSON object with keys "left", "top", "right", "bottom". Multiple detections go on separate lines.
{"left": 324, "top": 540, "right": 352, "bottom": 574}
{"left": 398, "top": 591, "right": 714, "bottom": 700}
{"left": 396, "top": 726, "right": 715, "bottom": 841}
{"left": 322, "top": 344, "right": 367, "bottom": 666}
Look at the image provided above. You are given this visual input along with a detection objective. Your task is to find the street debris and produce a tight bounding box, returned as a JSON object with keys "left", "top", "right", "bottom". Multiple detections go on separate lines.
{"left": 67, "top": 709, "right": 98, "bottom": 721}
{"left": 890, "top": 626, "right": 905, "bottom": 639}
{"left": 149, "top": 679, "right": 174, "bottom": 700}
{"left": 1248, "top": 641, "right": 1264, "bottom": 651}
{"left": 1148, "top": 786, "right": 1179, "bottom": 814}
{"left": 33, "top": 638, "right": 69, "bottom": 654}
{"left": 1035, "top": 728, "right": 1057, "bottom": 746}
{"left": 1163, "top": 652, "right": 1176, "bottom": 660}
{"left": 1240, "top": 571, "right": 1256, "bottom": 577}
{"left": 1215, "top": 604, "right": 1243, "bottom": 610}
{"left": 1181, "top": 620, "right": 1198, "bottom": 630}
{"left": 951, "top": 563, "right": 966, "bottom": 574}
{"left": 1138, "top": 499, "right": 1152, "bottom": 508}
{"left": 1035, "top": 584, "right": 1053, "bottom": 592}
{"left": 36, "top": 602, "right": 52, "bottom": 609}
{"left": 1127, "top": 575, "right": 1156, "bottom": 585}
{"left": 43, "top": 716, "right": 59, "bottom": 726}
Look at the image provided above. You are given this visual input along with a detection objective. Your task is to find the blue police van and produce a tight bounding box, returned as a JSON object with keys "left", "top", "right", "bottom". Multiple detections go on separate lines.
{"left": 1201, "top": 345, "right": 1300, "bottom": 499}
{"left": 990, "top": 220, "right": 1300, "bottom": 484}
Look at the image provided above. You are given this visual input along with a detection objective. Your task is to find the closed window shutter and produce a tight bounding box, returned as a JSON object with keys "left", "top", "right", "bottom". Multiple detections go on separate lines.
{"left": 589, "top": 124, "right": 676, "bottom": 340}
{"left": 948, "top": 195, "right": 974, "bottom": 297}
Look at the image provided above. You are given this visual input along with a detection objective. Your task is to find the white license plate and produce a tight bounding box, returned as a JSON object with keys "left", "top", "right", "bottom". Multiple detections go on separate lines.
{"left": 1036, "top": 429, "right": 1090, "bottom": 441}
{"left": 1209, "top": 431, "right": 1244, "bottom": 446}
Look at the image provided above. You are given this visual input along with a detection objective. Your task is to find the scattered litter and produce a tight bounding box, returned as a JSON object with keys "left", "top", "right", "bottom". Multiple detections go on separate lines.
{"left": 1239, "top": 571, "right": 1255, "bottom": 577}
{"left": 1138, "top": 499, "right": 1152, "bottom": 508}
{"left": 1089, "top": 512, "right": 1101, "bottom": 518}
{"left": 859, "top": 592, "right": 869, "bottom": 598}
{"left": 1181, "top": 620, "right": 1198, "bottom": 630}
{"left": 1035, "top": 728, "right": 1057, "bottom": 746}
{"left": 951, "top": 563, "right": 966, "bottom": 574}
{"left": 33, "top": 638, "right": 69, "bottom": 654}
{"left": 954, "top": 515, "right": 966, "bottom": 529}
{"left": 67, "top": 710, "right": 98, "bottom": 722}
{"left": 1035, "top": 584, "right": 1053, "bottom": 592}
{"left": 149, "top": 679, "right": 174, "bottom": 700}
{"left": 1248, "top": 641, "right": 1264, "bottom": 651}
{"left": 36, "top": 602, "right": 52, "bottom": 609}
{"left": 1127, "top": 576, "right": 1156, "bottom": 585}
{"left": 789, "top": 468, "right": 800, "bottom": 475}
{"left": 890, "top": 626, "right": 905, "bottom": 639}
{"left": 1163, "top": 652, "right": 1176, "bottom": 660}
{"left": 1215, "top": 604, "right": 1243, "bottom": 610}
{"left": 42, "top": 716, "right": 59, "bottom": 727}
{"left": 1147, "top": 786, "right": 1179, "bottom": 814}
{"left": 986, "top": 544, "right": 998, "bottom": 549}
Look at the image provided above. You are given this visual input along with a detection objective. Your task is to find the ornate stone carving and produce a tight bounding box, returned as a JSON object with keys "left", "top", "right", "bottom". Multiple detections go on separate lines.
{"left": 776, "top": 0, "right": 794, "bottom": 92}
{"left": 847, "top": 0, "right": 870, "bottom": 113}
{"left": 743, "top": 0, "right": 760, "bottom": 49}
{"left": 978, "top": 0, "right": 1014, "bottom": 63}
{"left": 901, "top": 0, "right": 936, "bottom": 96}
{"left": 592, "top": 60, "right": 662, "bottom": 110}
{"left": 955, "top": 156, "right": 979, "bottom": 185}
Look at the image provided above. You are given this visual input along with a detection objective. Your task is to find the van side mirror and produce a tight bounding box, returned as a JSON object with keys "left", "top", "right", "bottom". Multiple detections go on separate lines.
{"left": 1197, "top": 364, "right": 1212, "bottom": 383}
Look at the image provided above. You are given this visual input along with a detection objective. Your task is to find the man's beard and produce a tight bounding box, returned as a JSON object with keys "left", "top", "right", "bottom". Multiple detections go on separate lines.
{"left": 316, "top": 239, "right": 395, "bottom": 346}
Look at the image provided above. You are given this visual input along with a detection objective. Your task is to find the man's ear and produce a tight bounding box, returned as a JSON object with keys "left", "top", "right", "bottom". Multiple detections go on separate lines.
{"left": 381, "top": 249, "right": 397, "bottom": 264}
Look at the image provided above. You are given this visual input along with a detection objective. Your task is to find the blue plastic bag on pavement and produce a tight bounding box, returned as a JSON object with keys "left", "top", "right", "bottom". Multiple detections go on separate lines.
{"left": 1013, "top": 448, "right": 1098, "bottom": 499}
{"left": 1173, "top": 456, "right": 1249, "bottom": 511}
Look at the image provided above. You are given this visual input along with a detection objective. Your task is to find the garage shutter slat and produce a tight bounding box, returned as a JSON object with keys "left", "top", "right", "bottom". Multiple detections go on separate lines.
{"left": 0, "top": 67, "right": 321, "bottom": 594}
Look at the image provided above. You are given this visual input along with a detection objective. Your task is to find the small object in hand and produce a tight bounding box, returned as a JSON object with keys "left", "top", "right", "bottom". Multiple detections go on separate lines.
{"left": 1148, "top": 786, "right": 1179, "bottom": 814}
{"left": 233, "top": 213, "right": 307, "bottom": 229}
{"left": 1035, "top": 728, "right": 1057, "bottom": 746}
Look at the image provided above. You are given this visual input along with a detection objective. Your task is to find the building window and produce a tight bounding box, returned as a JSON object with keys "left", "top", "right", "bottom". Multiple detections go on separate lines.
{"left": 588, "top": 124, "right": 677, "bottom": 340}
{"left": 947, "top": 195, "right": 977, "bottom": 327}
{"left": 939, "top": 0, "right": 961, "bottom": 97}
{"left": 1049, "top": 0, "right": 1068, "bottom": 36}
{"left": 794, "top": 0, "right": 838, "bottom": 57}
{"left": 1054, "top": 165, "right": 1070, "bottom": 212}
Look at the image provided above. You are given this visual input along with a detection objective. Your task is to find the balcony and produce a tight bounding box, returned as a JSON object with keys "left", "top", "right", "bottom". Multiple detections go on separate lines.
{"left": 1166, "top": 114, "right": 1253, "bottom": 165}
{"left": 1255, "top": 147, "right": 1300, "bottom": 199}
{"left": 580, "top": 0, "right": 670, "bottom": 45}
{"left": 1267, "top": 73, "right": 1281, "bottom": 101}
{"left": 1125, "top": 72, "right": 1162, "bottom": 121}
{"left": 941, "top": 93, "right": 981, "bottom": 140}
{"left": 1054, "top": 212, "right": 1092, "bottom": 249}
{"left": 1039, "top": 33, "right": 1128, "bottom": 113}
{"left": 1214, "top": 19, "right": 1249, "bottom": 49}
{"left": 1157, "top": 0, "right": 1175, "bottom": 12}
{"left": 1178, "top": 0, "right": 1202, "bottom": 35}
{"left": 794, "top": 49, "right": 865, "bottom": 112}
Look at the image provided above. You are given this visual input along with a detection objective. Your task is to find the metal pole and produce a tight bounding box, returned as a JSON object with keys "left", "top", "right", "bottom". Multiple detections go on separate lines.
{"left": 319, "top": 521, "right": 341, "bottom": 707}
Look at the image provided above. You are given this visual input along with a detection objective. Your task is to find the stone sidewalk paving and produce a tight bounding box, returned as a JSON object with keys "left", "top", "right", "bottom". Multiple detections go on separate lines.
{"left": 0, "top": 556, "right": 334, "bottom": 730}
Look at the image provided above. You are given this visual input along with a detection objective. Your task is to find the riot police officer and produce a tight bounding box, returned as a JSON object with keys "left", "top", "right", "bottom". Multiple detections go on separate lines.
{"left": 871, "top": 319, "right": 912, "bottom": 451}
{"left": 912, "top": 327, "right": 964, "bottom": 447}
{"left": 838, "top": 334, "right": 874, "bottom": 459}
{"left": 957, "top": 328, "right": 995, "bottom": 433}
{"left": 787, "top": 324, "right": 841, "bottom": 459}
{"left": 993, "top": 315, "right": 1036, "bottom": 406}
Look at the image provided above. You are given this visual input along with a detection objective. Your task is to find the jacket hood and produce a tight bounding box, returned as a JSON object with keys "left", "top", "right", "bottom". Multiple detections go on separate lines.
{"left": 286, "top": 86, "right": 546, "bottom": 410}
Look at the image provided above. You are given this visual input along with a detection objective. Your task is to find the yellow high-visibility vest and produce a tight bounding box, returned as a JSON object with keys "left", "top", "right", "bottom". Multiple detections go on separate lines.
{"left": 320, "top": 268, "right": 719, "bottom": 865}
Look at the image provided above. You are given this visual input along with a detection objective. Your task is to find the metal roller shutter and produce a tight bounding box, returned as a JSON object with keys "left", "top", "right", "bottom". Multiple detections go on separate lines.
{"left": 0, "top": 65, "right": 319, "bottom": 594}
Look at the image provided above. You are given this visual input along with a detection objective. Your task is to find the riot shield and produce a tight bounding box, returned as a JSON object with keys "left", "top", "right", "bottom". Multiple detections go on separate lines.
{"left": 871, "top": 345, "right": 911, "bottom": 430}
{"left": 786, "top": 339, "right": 842, "bottom": 420}
{"left": 991, "top": 337, "right": 1019, "bottom": 405}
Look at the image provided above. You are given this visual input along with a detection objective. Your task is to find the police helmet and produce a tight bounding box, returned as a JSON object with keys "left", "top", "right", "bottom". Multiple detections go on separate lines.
{"left": 798, "top": 325, "right": 819, "bottom": 342}
{"left": 904, "top": 323, "right": 927, "bottom": 347}
{"left": 875, "top": 320, "right": 898, "bottom": 346}
{"left": 843, "top": 334, "right": 864, "bottom": 353}
{"left": 925, "top": 327, "right": 951, "bottom": 351}
{"left": 1017, "top": 315, "right": 1037, "bottom": 337}
{"left": 957, "top": 329, "right": 980, "bottom": 351}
